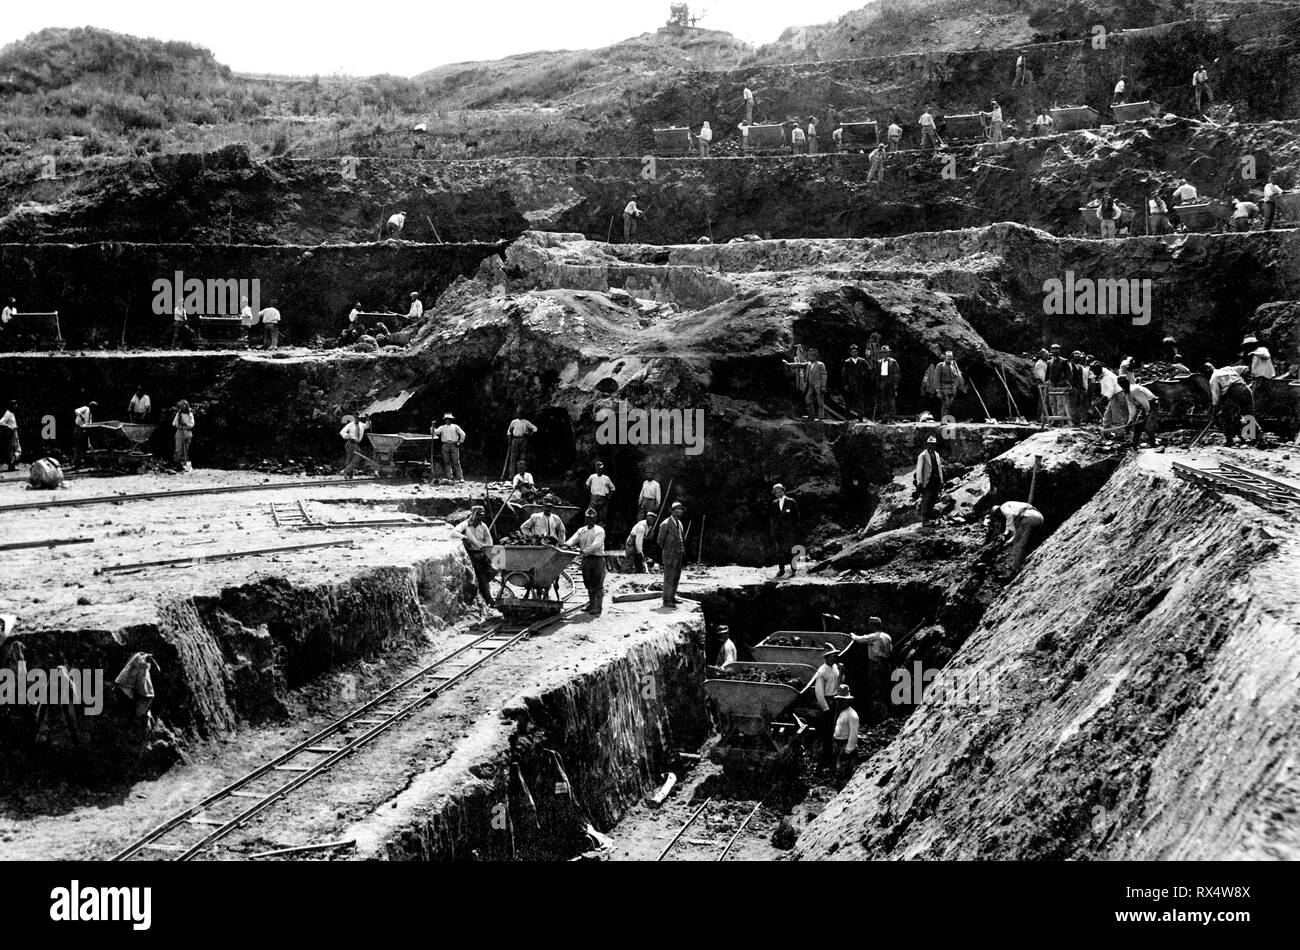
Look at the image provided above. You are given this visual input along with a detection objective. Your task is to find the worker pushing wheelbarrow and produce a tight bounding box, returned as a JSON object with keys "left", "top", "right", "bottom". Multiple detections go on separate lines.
{"left": 82, "top": 421, "right": 157, "bottom": 472}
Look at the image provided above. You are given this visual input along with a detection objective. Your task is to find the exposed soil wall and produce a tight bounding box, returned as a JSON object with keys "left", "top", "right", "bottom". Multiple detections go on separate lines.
{"left": 347, "top": 617, "right": 709, "bottom": 860}
{"left": 792, "top": 452, "right": 1300, "bottom": 860}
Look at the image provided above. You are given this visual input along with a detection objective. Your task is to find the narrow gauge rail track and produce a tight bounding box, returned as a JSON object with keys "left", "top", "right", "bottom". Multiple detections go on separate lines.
{"left": 655, "top": 791, "right": 774, "bottom": 862}
{"left": 1173, "top": 461, "right": 1300, "bottom": 512}
{"left": 111, "top": 606, "right": 580, "bottom": 861}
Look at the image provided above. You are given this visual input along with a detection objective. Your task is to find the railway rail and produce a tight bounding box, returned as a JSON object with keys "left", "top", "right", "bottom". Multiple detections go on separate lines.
{"left": 110, "top": 605, "right": 580, "bottom": 861}
{"left": 1172, "top": 460, "right": 1300, "bottom": 512}
{"left": 655, "top": 791, "right": 773, "bottom": 862}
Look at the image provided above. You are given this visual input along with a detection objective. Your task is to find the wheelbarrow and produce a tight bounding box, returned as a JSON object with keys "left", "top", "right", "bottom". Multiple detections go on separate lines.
{"left": 704, "top": 661, "right": 816, "bottom": 774}
{"left": 83, "top": 421, "right": 156, "bottom": 472}
{"left": 1172, "top": 199, "right": 1227, "bottom": 232}
{"left": 367, "top": 432, "right": 433, "bottom": 478}
{"left": 487, "top": 543, "right": 579, "bottom": 621}
{"left": 751, "top": 630, "right": 851, "bottom": 667}
{"left": 1051, "top": 105, "right": 1099, "bottom": 132}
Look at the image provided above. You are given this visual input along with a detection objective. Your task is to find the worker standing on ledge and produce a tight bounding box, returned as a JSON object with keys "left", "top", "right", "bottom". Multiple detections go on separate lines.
{"left": 803, "top": 347, "right": 827, "bottom": 420}
{"left": 918, "top": 103, "right": 938, "bottom": 151}
{"left": 770, "top": 483, "right": 801, "bottom": 579}
{"left": 504, "top": 409, "right": 537, "bottom": 476}
{"left": 913, "top": 435, "right": 944, "bottom": 528}
{"left": 637, "top": 470, "right": 662, "bottom": 521}
{"left": 585, "top": 460, "right": 615, "bottom": 525}
{"left": 866, "top": 141, "right": 886, "bottom": 183}
{"left": 657, "top": 501, "right": 687, "bottom": 607}
{"left": 73, "top": 400, "right": 97, "bottom": 467}
{"left": 876, "top": 345, "right": 900, "bottom": 421}
{"left": 842, "top": 344, "right": 869, "bottom": 419}
{"left": 986, "top": 500, "right": 1045, "bottom": 576}
{"left": 172, "top": 400, "right": 195, "bottom": 472}
{"left": 565, "top": 508, "right": 607, "bottom": 616}
{"left": 831, "top": 684, "right": 859, "bottom": 782}
{"left": 432, "top": 412, "right": 466, "bottom": 482}
{"left": 127, "top": 386, "right": 151, "bottom": 422}
{"left": 813, "top": 648, "right": 843, "bottom": 764}
{"left": 0, "top": 403, "right": 18, "bottom": 471}
{"left": 259, "top": 300, "right": 282, "bottom": 349}
{"left": 406, "top": 292, "right": 423, "bottom": 326}
{"left": 623, "top": 195, "right": 644, "bottom": 243}
{"left": 743, "top": 86, "right": 755, "bottom": 124}
{"left": 1112, "top": 74, "right": 1127, "bottom": 105}
{"left": 453, "top": 505, "right": 495, "bottom": 605}
{"left": 695, "top": 121, "right": 712, "bottom": 157}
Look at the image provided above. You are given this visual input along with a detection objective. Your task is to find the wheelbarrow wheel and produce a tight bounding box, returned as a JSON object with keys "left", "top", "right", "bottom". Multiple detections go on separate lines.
{"left": 496, "top": 571, "right": 533, "bottom": 602}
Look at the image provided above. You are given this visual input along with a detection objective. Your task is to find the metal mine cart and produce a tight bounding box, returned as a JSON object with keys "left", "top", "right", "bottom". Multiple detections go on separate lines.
{"left": 743, "top": 123, "right": 792, "bottom": 152}
{"left": 1050, "top": 105, "right": 1100, "bottom": 132}
{"left": 943, "top": 113, "right": 988, "bottom": 140}
{"left": 838, "top": 121, "right": 878, "bottom": 147}
{"left": 83, "top": 422, "right": 156, "bottom": 472}
{"left": 488, "top": 543, "right": 579, "bottom": 622}
{"left": 1172, "top": 200, "right": 1229, "bottom": 232}
{"left": 751, "top": 630, "right": 852, "bottom": 667}
{"left": 0, "top": 311, "right": 63, "bottom": 350}
{"left": 653, "top": 127, "right": 694, "bottom": 153}
{"left": 704, "top": 662, "right": 816, "bottom": 776}
{"left": 195, "top": 315, "right": 246, "bottom": 346}
{"left": 367, "top": 432, "right": 433, "bottom": 478}
{"left": 1112, "top": 100, "right": 1161, "bottom": 123}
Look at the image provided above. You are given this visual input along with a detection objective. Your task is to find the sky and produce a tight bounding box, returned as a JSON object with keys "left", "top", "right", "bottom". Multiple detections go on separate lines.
{"left": 0, "top": 0, "right": 867, "bottom": 77}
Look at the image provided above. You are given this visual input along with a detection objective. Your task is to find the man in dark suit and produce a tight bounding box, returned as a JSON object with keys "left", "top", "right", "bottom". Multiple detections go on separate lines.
{"left": 770, "top": 483, "right": 802, "bottom": 578}
{"left": 656, "top": 501, "right": 687, "bottom": 608}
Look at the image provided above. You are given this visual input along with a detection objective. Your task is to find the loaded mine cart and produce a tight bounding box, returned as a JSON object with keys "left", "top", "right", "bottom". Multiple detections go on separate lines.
{"left": 195, "top": 314, "right": 245, "bottom": 346}
{"left": 487, "top": 543, "right": 579, "bottom": 623}
{"left": 751, "top": 630, "right": 851, "bottom": 666}
{"left": 704, "top": 661, "right": 815, "bottom": 776}
{"left": 82, "top": 422, "right": 156, "bottom": 472}
{"left": 1050, "top": 105, "right": 1100, "bottom": 132}
{"left": 942, "top": 113, "right": 988, "bottom": 141}
{"left": 1, "top": 310, "right": 63, "bottom": 350}
{"left": 1272, "top": 190, "right": 1300, "bottom": 225}
{"left": 1171, "top": 199, "right": 1229, "bottom": 232}
{"left": 367, "top": 432, "right": 433, "bottom": 478}
{"left": 742, "top": 123, "right": 793, "bottom": 153}
{"left": 837, "top": 121, "right": 878, "bottom": 148}
{"left": 653, "top": 127, "right": 694, "bottom": 153}
{"left": 1112, "top": 100, "right": 1161, "bottom": 123}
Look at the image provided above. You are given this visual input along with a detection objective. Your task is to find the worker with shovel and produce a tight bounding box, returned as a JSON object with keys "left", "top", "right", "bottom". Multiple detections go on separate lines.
{"left": 986, "top": 500, "right": 1045, "bottom": 576}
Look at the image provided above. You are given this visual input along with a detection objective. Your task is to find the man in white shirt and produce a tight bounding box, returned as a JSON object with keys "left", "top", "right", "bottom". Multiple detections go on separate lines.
{"left": 406, "top": 292, "right": 423, "bottom": 326}
{"left": 887, "top": 119, "right": 902, "bottom": 150}
{"left": 1033, "top": 348, "right": 1050, "bottom": 421}
{"left": 171, "top": 303, "right": 188, "bottom": 348}
{"left": 637, "top": 472, "right": 662, "bottom": 520}
{"left": 127, "top": 387, "right": 151, "bottom": 422}
{"left": 239, "top": 295, "right": 257, "bottom": 344}
{"left": 505, "top": 410, "right": 537, "bottom": 477}
{"left": 259, "top": 302, "right": 282, "bottom": 349}
{"left": 985, "top": 100, "right": 1003, "bottom": 142}
{"left": 1246, "top": 346, "right": 1276, "bottom": 380}
{"left": 1192, "top": 65, "right": 1212, "bottom": 113}
{"left": 432, "top": 413, "right": 466, "bottom": 482}
{"left": 453, "top": 505, "right": 495, "bottom": 604}
{"left": 73, "top": 401, "right": 97, "bottom": 465}
{"left": 1090, "top": 361, "right": 1126, "bottom": 433}
{"left": 1262, "top": 176, "right": 1284, "bottom": 230}
{"left": 1, "top": 298, "right": 16, "bottom": 330}
{"left": 986, "top": 500, "right": 1045, "bottom": 575}
{"left": 867, "top": 142, "right": 886, "bottom": 183}
{"left": 1113, "top": 75, "right": 1127, "bottom": 105}
{"left": 623, "top": 195, "right": 643, "bottom": 243}
{"left": 814, "top": 649, "right": 843, "bottom": 763}
{"left": 585, "top": 461, "right": 615, "bottom": 524}
{"left": 714, "top": 624, "right": 737, "bottom": 667}
{"left": 1231, "top": 198, "right": 1259, "bottom": 232}
{"left": 832, "top": 685, "right": 860, "bottom": 780}
{"left": 522, "top": 497, "right": 565, "bottom": 544}
{"left": 918, "top": 104, "right": 938, "bottom": 150}
{"left": 1034, "top": 110, "right": 1054, "bottom": 136}
{"left": 339, "top": 413, "right": 369, "bottom": 479}
{"left": 508, "top": 460, "right": 535, "bottom": 502}
{"left": 1205, "top": 362, "right": 1254, "bottom": 447}
{"left": 1172, "top": 180, "right": 1198, "bottom": 205}
{"left": 386, "top": 211, "right": 406, "bottom": 235}
{"left": 624, "top": 511, "right": 658, "bottom": 573}
{"left": 565, "top": 508, "right": 607, "bottom": 615}
{"left": 790, "top": 124, "right": 806, "bottom": 154}
{"left": 1147, "top": 189, "right": 1169, "bottom": 235}
{"left": 831, "top": 125, "right": 844, "bottom": 151}
{"left": 696, "top": 121, "right": 712, "bottom": 157}
{"left": 1118, "top": 375, "right": 1159, "bottom": 449}
{"left": 743, "top": 86, "right": 755, "bottom": 124}
{"left": 1014, "top": 53, "right": 1026, "bottom": 86}
{"left": 913, "top": 436, "right": 944, "bottom": 526}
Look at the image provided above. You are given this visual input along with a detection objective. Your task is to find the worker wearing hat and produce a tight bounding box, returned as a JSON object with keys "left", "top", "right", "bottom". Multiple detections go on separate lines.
{"left": 453, "top": 505, "right": 495, "bottom": 604}
{"left": 656, "top": 501, "right": 687, "bottom": 608}
{"left": 431, "top": 412, "right": 466, "bottom": 483}
{"left": 813, "top": 647, "right": 844, "bottom": 763}
{"left": 843, "top": 616, "right": 893, "bottom": 722}
{"left": 1046, "top": 344, "right": 1073, "bottom": 422}
{"left": 406, "top": 291, "right": 423, "bottom": 326}
{"left": 623, "top": 194, "right": 644, "bottom": 243}
{"left": 714, "top": 624, "right": 737, "bottom": 667}
{"left": 564, "top": 508, "right": 607, "bottom": 616}
{"left": 72, "top": 400, "right": 98, "bottom": 467}
{"left": 876, "top": 345, "right": 900, "bottom": 422}
{"left": 172, "top": 400, "right": 196, "bottom": 472}
{"left": 1247, "top": 345, "right": 1276, "bottom": 380}
{"left": 913, "top": 435, "right": 944, "bottom": 527}
{"left": 831, "top": 683, "right": 860, "bottom": 780}
{"left": 770, "top": 483, "right": 802, "bottom": 578}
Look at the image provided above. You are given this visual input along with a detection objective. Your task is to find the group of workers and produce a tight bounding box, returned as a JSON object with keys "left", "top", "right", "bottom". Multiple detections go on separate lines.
{"left": 807, "top": 618, "right": 893, "bottom": 779}
{"left": 170, "top": 297, "right": 282, "bottom": 349}
{"left": 337, "top": 292, "right": 425, "bottom": 347}
{"left": 788, "top": 339, "right": 971, "bottom": 424}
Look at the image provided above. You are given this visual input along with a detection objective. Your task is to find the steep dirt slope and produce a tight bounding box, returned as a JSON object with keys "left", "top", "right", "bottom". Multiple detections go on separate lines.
{"left": 793, "top": 448, "right": 1300, "bottom": 860}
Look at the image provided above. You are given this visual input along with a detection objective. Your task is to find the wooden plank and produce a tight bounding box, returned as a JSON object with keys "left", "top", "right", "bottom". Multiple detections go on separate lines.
{"left": 0, "top": 536, "right": 94, "bottom": 552}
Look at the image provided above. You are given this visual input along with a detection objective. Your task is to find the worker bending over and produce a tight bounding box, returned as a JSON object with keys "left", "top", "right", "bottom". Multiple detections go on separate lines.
{"left": 625, "top": 510, "right": 658, "bottom": 573}
{"left": 986, "top": 500, "right": 1045, "bottom": 575}
{"left": 339, "top": 413, "right": 369, "bottom": 478}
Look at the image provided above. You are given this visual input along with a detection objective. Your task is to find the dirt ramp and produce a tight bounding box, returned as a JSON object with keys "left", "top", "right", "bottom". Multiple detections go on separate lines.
{"left": 792, "top": 451, "right": 1300, "bottom": 860}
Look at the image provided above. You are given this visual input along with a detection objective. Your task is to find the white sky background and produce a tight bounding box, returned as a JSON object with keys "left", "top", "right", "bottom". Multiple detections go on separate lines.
{"left": 0, "top": 0, "right": 867, "bottom": 77}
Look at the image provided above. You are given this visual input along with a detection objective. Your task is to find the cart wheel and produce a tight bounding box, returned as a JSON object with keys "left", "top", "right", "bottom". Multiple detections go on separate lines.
{"left": 496, "top": 570, "right": 533, "bottom": 601}
{"left": 554, "top": 570, "right": 575, "bottom": 601}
